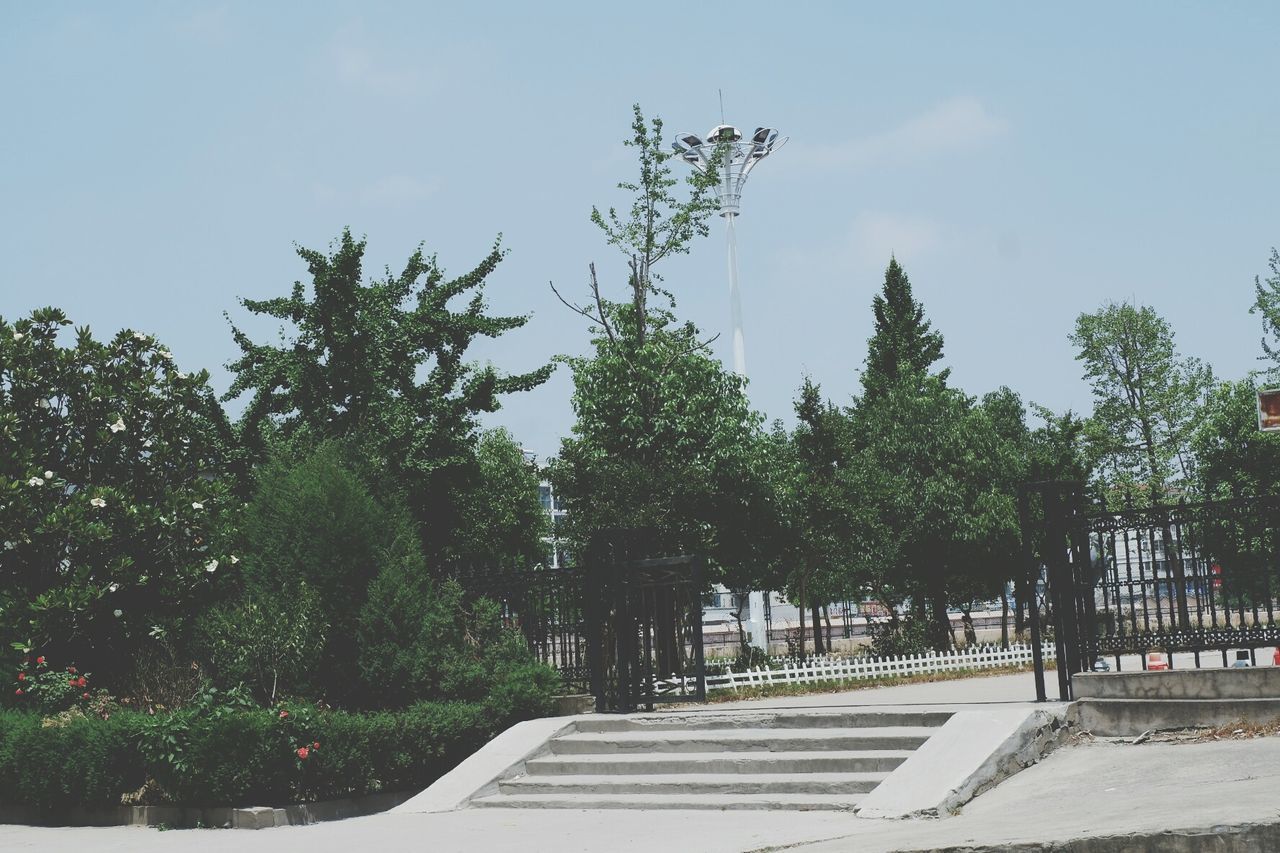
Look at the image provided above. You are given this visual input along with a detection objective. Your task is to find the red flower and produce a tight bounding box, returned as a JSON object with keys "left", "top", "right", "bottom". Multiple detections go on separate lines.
{"left": 14, "top": 688, "right": 22, "bottom": 696}
{"left": 312, "top": 741, "right": 320, "bottom": 749}
{"left": 67, "top": 666, "right": 77, "bottom": 674}
{"left": 68, "top": 678, "right": 76, "bottom": 686}
{"left": 35, "top": 656, "right": 45, "bottom": 665}
{"left": 296, "top": 747, "right": 309, "bottom": 760}
{"left": 278, "top": 710, "right": 289, "bottom": 719}
{"left": 16, "top": 672, "right": 24, "bottom": 681}
{"left": 82, "top": 692, "right": 90, "bottom": 700}
{"left": 76, "top": 677, "right": 86, "bottom": 687}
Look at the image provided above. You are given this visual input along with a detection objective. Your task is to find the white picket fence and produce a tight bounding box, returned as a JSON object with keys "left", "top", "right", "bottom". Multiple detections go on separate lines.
{"left": 653, "top": 642, "right": 1055, "bottom": 695}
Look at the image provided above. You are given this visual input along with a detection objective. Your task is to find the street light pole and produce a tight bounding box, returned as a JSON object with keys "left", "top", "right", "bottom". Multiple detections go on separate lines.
{"left": 673, "top": 123, "right": 785, "bottom": 651}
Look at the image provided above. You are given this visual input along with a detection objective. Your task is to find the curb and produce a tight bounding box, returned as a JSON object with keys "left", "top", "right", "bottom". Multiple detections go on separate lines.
{"left": 893, "top": 820, "right": 1280, "bottom": 852}
{"left": 0, "top": 789, "right": 411, "bottom": 830}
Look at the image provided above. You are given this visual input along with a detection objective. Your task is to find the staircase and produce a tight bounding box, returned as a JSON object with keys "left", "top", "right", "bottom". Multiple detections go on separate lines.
{"left": 470, "top": 709, "right": 952, "bottom": 811}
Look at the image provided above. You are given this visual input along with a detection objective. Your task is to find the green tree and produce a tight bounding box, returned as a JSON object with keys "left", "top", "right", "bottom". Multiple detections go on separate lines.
{"left": 1070, "top": 302, "right": 1213, "bottom": 500}
{"left": 1250, "top": 247, "right": 1280, "bottom": 365}
{"left": 860, "top": 257, "right": 947, "bottom": 400}
{"left": 1071, "top": 301, "right": 1213, "bottom": 628}
{"left": 223, "top": 229, "right": 552, "bottom": 557}
{"left": 0, "top": 308, "right": 239, "bottom": 681}
{"left": 452, "top": 429, "right": 548, "bottom": 566}
{"left": 1192, "top": 375, "right": 1280, "bottom": 500}
{"left": 850, "top": 376, "right": 1017, "bottom": 650}
{"left": 548, "top": 106, "right": 778, "bottom": 579}
{"left": 231, "top": 442, "right": 422, "bottom": 704}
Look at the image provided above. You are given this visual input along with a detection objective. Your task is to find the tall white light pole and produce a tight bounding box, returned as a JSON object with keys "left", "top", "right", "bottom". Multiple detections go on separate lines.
{"left": 673, "top": 123, "right": 785, "bottom": 651}
{"left": 672, "top": 124, "right": 786, "bottom": 377}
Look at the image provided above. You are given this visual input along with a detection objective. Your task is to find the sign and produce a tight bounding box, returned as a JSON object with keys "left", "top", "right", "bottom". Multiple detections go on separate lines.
{"left": 1259, "top": 389, "right": 1280, "bottom": 432}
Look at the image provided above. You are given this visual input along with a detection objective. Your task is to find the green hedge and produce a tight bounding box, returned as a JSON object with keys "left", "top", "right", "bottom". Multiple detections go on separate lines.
{"left": 0, "top": 697, "right": 541, "bottom": 811}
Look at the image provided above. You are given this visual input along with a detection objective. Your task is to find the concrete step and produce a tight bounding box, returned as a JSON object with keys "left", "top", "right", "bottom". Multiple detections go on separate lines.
{"left": 471, "top": 792, "right": 866, "bottom": 811}
{"left": 1072, "top": 697, "right": 1280, "bottom": 737}
{"left": 573, "top": 711, "right": 953, "bottom": 732}
{"left": 1074, "top": 668, "right": 1280, "bottom": 701}
{"left": 524, "top": 750, "right": 914, "bottom": 776}
{"left": 548, "top": 726, "right": 936, "bottom": 754}
{"left": 499, "top": 772, "right": 888, "bottom": 796}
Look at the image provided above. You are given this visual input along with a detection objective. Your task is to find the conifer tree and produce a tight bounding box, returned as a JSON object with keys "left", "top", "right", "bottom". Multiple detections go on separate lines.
{"left": 861, "top": 257, "right": 946, "bottom": 399}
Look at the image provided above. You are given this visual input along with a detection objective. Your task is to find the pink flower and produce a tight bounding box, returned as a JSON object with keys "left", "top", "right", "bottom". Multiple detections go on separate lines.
{"left": 278, "top": 710, "right": 289, "bottom": 719}
{"left": 296, "top": 747, "right": 309, "bottom": 760}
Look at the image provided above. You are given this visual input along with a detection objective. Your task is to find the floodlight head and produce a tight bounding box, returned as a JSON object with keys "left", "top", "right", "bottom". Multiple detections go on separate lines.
{"left": 707, "top": 124, "right": 742, "bottom": 143}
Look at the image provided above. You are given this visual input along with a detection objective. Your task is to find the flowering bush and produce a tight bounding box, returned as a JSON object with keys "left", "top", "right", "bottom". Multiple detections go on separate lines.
{"left": 8, "top": 651, "right": 102, "bottom": 716}
{"left": 0, "top": 308, "right": 244, "bottom": 680}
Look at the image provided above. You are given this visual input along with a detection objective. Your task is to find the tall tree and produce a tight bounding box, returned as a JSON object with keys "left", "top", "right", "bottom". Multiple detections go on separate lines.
{"left": 223, "top": 229, "right": 552, "bottom": 557}
{"left": 1070, "top": 302, "right": 1212, "bottom": 500}
{"left": 1192, "top": 375, "right": 1280, "bottom": 501}
{"left": 1250, "top": 247, "right": 1280, "bottom": 365}
{"left": 549, "top": 105, "right": 775, "bottom": 586}
{"left": 452, "top": 429, "right": 549, "bottom": 566}
{"left": 1071, "top": 301, "right": 1213, "bottom": 627}
{"left": 861, "top": 257, "right": 947, "bottom": 400}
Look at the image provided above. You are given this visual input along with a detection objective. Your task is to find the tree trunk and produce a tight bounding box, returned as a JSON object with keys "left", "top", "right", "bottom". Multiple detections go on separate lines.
{"left": 811, "top": 600, "right": 825, "bottom": 655}
{"left": 1014, "top": 573, "right": 1027, "bottom": 636}
{"left": 961, "top": 607, "right": 977, "bottom": 646}
{"left": 927, "top": 575, "right": 951, "bottom": 651}
{"left": 796, "top": 578, "right": 808, "bottom": 659}
{"left": 1001, "top": 584, "right": 1010, "bottom": 649}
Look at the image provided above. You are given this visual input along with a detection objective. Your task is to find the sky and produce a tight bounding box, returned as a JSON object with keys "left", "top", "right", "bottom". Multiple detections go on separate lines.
{"left": 3, "top": 2, "right": 1279, "bottom": 458}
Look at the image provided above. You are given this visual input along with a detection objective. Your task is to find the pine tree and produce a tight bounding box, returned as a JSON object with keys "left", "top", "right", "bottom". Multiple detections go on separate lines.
{"left": 861, "top": 257, "right": 946, "bottom": 399}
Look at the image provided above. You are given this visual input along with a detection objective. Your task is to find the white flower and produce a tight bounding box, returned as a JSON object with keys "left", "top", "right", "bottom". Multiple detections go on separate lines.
{"left": 175, "top": 371, "right": 188, "bottom": 379}
{"left": 158, "top": 349, "right": 173, "bottom": 361}
{"left": 26, "top": 477, "right": 42, "bottom": 487}
{"left": 12, "top": 331, "right": 24, "bottom": 341}
{"left": 113, "top": 609, "right": 123, "bottom": 617}
{"left": 205, "top": 559, "right": 218, "bottom": 573}
{"left": 228, "top": 554, "right": 240, "bottom": 564}
{"left": 142, "top": 438, "right": 153, "bottom": 448}
{"left": 191, "top": 501, "right": 204, "bottom": 510}
{"left": 108, "top": 583, "right": 119, "bottom": 593}
{"left": 43, "top": 470, "right": 53, "bottom": 480}
{"left": 109, "top": 417, "right": 126, "bottom": 434}
{"left": 133, "top": 331, "right": 149, "bottom": 341}
{"left": 90, "top": 497, "right": 107, "bottom": 508}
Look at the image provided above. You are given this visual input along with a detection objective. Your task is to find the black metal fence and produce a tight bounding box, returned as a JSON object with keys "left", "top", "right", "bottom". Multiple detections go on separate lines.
{"left": 454, "top": 564, "right": 592, "bottom": 694}
{"left": 1026, "top": 481, "right": 1280, "bottom": 699}
{"left": 447, "top": 530, "right": 707, "bottom": 712}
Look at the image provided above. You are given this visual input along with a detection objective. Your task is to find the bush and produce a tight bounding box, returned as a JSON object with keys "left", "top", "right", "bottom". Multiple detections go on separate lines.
{"left": 868, "top": 616, "right": 931, "bottom": 658}
{"left": 0, "top": 689, "right": 551, "bottom": 811}
{"left": 357, "top": 561, "right": 560, "bottom": 712}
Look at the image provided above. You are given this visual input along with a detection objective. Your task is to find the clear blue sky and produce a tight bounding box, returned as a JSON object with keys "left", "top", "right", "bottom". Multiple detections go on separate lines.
{"left": 4, "top": 2, "right": 1278, "bottom": 457}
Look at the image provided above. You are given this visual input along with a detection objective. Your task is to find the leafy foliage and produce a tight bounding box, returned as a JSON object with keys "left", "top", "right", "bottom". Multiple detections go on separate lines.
{"left": 223, "top": 229, "right": 552, "bottom": 556}
{"left": 1070, "top": 301, "right": 1213, "bottom": 500}
{"left": 451, "top": 429, "right": 548, "bottom": 566}
{"left": 0, "top": 308, "right": 239, "bottom": 678}
{"left": 861, "top": 257, "right": 947, "bottom": 400}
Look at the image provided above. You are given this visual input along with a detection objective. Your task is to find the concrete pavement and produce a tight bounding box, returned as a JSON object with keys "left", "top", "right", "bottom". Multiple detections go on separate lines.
{"left": 7, "top": 671, "right": 1280, "bottom": 852}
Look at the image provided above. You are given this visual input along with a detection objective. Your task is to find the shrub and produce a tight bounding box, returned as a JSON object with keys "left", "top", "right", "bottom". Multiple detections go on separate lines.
{"left": 868, "top": 616, "right": 932, "bottom": 658}
{"left": 0, "top": 689, "right": 550, "bottom": 811}
{"left": 357, "top": 562, "right": 560, "bottom": 711}
{"left": 236, "top": 442, "right": 420, "bottom": 705}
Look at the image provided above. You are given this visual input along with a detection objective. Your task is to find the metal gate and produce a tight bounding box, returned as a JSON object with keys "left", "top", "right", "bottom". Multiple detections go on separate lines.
{"left": 1025, "top": 481, "right": 1280, "bottom": 700}
{"left": 586, "top": 529, "right": 707, "bottom": 712}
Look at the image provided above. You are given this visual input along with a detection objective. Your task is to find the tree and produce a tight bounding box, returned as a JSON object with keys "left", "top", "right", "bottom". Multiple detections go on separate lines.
{"left": 452, "top": 429, "right": 548, "bottom": 566}
{"left": 850, "top": 375, "right": 1018, "bottom": 649}
{"left": 223, "top": 229, "right": 552, "bottom": 557}
{"left": 1192, "top": 375, "right": 1280, "bottom": 500}
{"left": 1071, "top": 301, "right": 1213, "bottom": 627}
{"left": 860, "top": 257, "right": 947, "bottom": 400}
{"left": 1070, "top": 302, "right": 1213, "bottom": 500}
{"left": 778, "top": 379, "right": 868, "bottom": 656}
{"left": 0, "top": 308, "right": 239, "bottom": 680}
{"left": 1250, "top": 247, "right": 1280, "bottom": 365}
